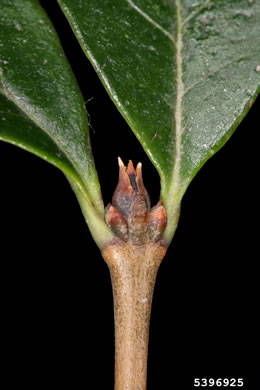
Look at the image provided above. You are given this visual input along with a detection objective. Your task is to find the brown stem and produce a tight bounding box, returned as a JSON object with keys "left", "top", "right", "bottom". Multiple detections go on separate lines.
{"left": 102, "top": 240, "right": 167, "bottom": 390}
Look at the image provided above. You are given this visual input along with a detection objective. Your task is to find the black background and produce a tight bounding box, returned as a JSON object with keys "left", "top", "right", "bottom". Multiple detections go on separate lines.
{"left": 0, "top": 1, "right": 259, "bottom": 389}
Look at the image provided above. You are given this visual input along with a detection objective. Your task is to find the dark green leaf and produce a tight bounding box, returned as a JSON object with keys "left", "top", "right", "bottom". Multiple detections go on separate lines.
{"left": 0, "top": 0, "right": 102, "bottom": 216}
{"left": 0, "top": 93, "right": 79, "bottom": 183}
{"left": 58, "top": 0, "right": 260, "bottom": 240}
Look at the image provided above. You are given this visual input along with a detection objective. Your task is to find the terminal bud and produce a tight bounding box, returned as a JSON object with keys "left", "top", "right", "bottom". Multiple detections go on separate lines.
{"left": 105, "top": 158, "right": 167, "bottom": 244}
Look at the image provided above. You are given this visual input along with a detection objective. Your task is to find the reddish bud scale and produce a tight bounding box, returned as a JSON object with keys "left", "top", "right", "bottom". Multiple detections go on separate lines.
{"left": 105, "top": 204, "right": 128, "bottom": 241}
{"left": 147, "top": 201, "right": 167, "bottom": 242}
{"left": 105, "top": 158, "right": 167, "bottom": 244}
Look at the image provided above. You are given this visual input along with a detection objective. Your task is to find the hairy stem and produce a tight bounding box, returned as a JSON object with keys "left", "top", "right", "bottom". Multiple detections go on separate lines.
{"left": 102, "top": 240, "right": 167, "bottom": 390}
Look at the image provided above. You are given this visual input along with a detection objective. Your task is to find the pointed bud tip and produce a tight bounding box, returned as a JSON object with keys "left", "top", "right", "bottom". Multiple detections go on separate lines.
{"left": 117, "top": 156, "right": 130, "bottom": 185}
{"left": 118, "top": 156, "right": 125, "bottom": 168}
{"left": 136, "top": 162, "right": 142, "bottom": 178}
{"left": 136, "top": 163, "right": 143, "bottom": 184}
{"left": 127, "top": 160, "right": 136, "bottom": 175}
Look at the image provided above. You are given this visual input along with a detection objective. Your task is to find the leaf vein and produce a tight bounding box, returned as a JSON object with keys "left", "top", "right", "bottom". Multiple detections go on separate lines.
{"left": 127, "top": 0, "right": 175, "bottom": 45}
{"left": 182, "top": 0, "right": 211, "bottom": 27}
{"left": 184, "top": 56, "right": 249, "bottom": 96}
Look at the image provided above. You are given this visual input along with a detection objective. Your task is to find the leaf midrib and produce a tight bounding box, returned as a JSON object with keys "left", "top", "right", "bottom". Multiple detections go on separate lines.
{"left": 160, "top": 0, "right": 185, "bottom": 242}
{"left": 171, "top": 0, "right": 184, "bottom": 191}
{"left": 125, "top": 0, "right": 183, "bottom": 185}
{"left": 126, "top": 0, "right": 186, "bottom": 238}
{"left": 124, "top": 0, "right": 185, "bottom": 235}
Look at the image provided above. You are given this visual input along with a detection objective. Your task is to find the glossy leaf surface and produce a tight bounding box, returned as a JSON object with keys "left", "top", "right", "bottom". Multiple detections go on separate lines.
{"left": 0, "top": 0, "right": 102, "bottom": 216}
{"left": 58, "top": 0, "right": 260, "bottom": 239}
{"left": 0, "top": 93, "right": 79, "bottom": 183}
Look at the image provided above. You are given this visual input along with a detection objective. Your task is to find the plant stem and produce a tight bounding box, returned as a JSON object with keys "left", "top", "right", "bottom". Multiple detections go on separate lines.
{"left": 102, "top": 240, "right": 166, "bottom": 390}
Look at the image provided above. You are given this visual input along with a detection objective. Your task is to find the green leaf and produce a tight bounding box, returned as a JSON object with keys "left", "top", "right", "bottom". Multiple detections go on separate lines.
{"left": 0, "top": 0, "right": 113, "bottom": 246}
{"left": 58, "top": 0, "right": 260, "bottom": 241}
{"left": 0, "top": 0, "right": 99, "bottom": 210}
{"left": 0, "top": 93, "right": 79, "bottom": 183}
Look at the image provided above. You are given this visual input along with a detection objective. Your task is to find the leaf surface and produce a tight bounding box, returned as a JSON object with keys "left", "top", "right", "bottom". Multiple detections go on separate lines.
{"left": 58, "top": 0, "right": 260, "bottom": 240}
{"left": 0, "top": 0, "right": 103, "bottom": 216}
{"left": 0, "top": 93, "right": 80, "bottom": 183}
